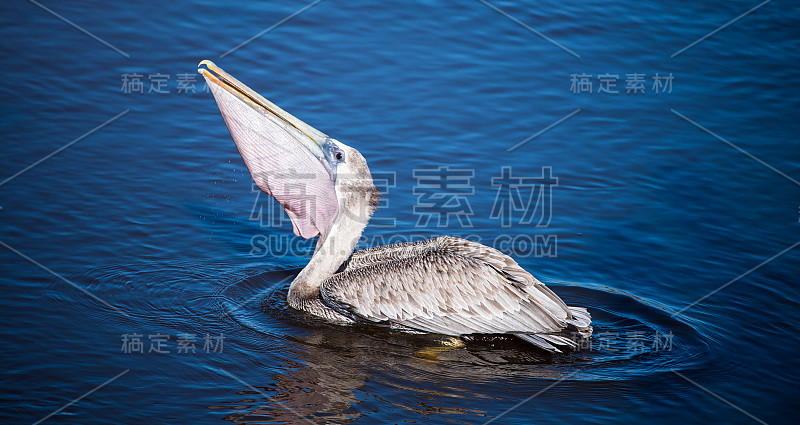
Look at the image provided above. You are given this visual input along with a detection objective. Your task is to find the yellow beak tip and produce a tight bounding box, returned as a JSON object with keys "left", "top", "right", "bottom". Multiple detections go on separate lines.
{"left": 197, "top": 59, "right": 217, "bottom": 75}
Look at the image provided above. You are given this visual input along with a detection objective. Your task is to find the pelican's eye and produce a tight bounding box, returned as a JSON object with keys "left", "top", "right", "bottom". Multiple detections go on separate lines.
{"left": 334, "top": 150, "right": 345, "bottom": 162}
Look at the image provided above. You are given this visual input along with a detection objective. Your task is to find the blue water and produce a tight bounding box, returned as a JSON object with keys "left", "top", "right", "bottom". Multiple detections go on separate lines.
{"left": 2, "top": 0, "right": 799, "bottom": 423}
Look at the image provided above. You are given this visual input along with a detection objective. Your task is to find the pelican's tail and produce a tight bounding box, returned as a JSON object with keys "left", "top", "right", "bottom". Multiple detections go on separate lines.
{"left": 514, "top": 306, "right": 593, "bottom": 353}
{"left": 565, "top": 306, "right": 593, "bottom": 338}
{"left": 514, "top": 333, "right": 578, "bottom": 353}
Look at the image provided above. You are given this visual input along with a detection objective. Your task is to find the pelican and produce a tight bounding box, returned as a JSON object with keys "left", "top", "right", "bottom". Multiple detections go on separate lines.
{"left": 198, "top": 60, "right": 591, "bottom": 352}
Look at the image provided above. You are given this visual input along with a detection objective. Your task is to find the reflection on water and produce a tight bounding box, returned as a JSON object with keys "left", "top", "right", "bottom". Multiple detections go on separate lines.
{"left": 211, "top": 271, "right": 710, "bottom": 423}
{"left": 220, "top": 354, "right": 366, "bottom": 424}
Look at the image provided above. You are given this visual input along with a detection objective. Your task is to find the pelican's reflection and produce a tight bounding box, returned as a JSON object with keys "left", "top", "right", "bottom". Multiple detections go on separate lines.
{"left": 217, "top": 323, "right": 573, "bottom": 424}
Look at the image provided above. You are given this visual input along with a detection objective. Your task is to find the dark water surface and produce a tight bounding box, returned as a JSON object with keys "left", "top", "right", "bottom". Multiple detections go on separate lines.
{"left": 2, "top": 1, "right": 799, "bottom": 423}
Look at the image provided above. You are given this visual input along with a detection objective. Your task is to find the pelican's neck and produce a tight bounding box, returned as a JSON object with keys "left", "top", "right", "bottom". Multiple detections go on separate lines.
{"left": 287, "top": 207, "right": 369, "bottom": 306}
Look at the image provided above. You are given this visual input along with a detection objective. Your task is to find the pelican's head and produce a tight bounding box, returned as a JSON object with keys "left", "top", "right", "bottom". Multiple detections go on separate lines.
{"left": 198, "top": 60, "right": 379, "bottom": 246}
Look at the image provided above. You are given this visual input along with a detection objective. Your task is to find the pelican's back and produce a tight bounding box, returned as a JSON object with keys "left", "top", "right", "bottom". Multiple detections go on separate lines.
{"left": 320, "top": 236, "right": 591, "bottom": 351}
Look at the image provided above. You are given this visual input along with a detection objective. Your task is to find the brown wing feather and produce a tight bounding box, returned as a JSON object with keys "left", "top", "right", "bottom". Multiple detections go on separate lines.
{"left": 344, "top": 236, "right": 570, "bottom": 314}
{"left": 322, "top": 237, "right": 574, "bottom": 335}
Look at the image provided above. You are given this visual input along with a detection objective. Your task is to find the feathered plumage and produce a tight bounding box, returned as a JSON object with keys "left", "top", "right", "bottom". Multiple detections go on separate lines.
{"left": 199, "top": 60, "right": 592, "bottom": 352}
{"left": 317, "top": 236, "right": 591, "bottom": 352}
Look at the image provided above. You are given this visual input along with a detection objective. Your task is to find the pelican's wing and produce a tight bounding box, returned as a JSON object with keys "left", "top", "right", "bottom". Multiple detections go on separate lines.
{"left": 322, "top": 237, "right": 589, "bottom": 336}
{"left": 342, "top": 238, "right": 441, "bottom": 270}
{"left": 345, "top": 236, "right": 569, "bottom": 313}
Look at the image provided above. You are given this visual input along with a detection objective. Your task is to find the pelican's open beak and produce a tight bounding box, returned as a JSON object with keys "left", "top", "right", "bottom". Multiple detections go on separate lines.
{"left": 198, "top": 60, "right": 339, "bottom": 240}
{"left": 198, "top": 60, "right": 329, "bottom": 158}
